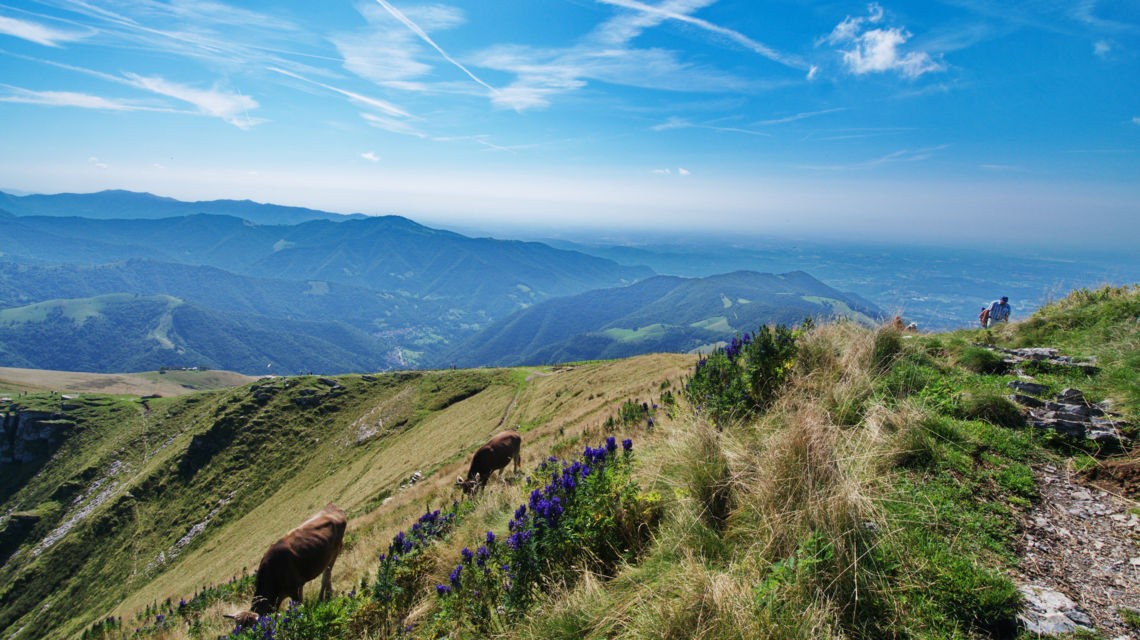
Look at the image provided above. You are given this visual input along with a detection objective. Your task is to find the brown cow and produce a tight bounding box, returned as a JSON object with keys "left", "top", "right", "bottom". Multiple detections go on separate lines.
{"left": 456, "top": 430, "right": 522, "bottom": 494}
{"left": 226, "top": 503, "right": 346, "bottom": 626}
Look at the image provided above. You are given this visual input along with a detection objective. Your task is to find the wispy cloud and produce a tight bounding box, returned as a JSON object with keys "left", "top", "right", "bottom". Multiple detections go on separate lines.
{"left": 1093, "top": 39, "right": 1112, "bottom": 58}
{"left": 88, "top": 156, "right": 108, "bottom": 169}
{"left": 473, "top": 0, "right": 808, "bottom": 111}
{"left": 361, "top": 151, "right": 380, "bottom": 163}
{"left": 756, "top": 108, "right": 846, "bottom": 125}
{"left": 360, "top": 112, "right": 425, "bottom": 138}
{"left": 980, "top": 163, "right": 1026, "bottom": 172}
{"left": 598, "top": 0, "right": 811, "bottom": 72}
{"left": 372, "top": 0, "right": 497, "bottom": 95}
{"left": 269, "top": 66, "right": 409, "bottom": 118}
{"left": 1133, "top": 117, "right": 1140, "bottom": 126}
{"left": 651, "top": 167, "right": 692, "bottom": 176}
{"left": 0, "top": 15, "right": 90, "bottom": 47}
{"left": 0, "top": 86, "right": 171, "bottom": 112}
{"left": 824, "top": 3, "right": 944, "bottom": 79}
{"left": 800, "top": 144, "right": 949, "bottom": 171}
{"left": 122, "top": 73, "right": 261, "bottom": 129}
{"left": 651, "top": 116, "right": 770, "bottom": 136}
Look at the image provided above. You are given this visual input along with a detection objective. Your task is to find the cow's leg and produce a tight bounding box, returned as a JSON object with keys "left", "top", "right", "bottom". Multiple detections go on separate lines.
{"left": 319, "top": 564, "right": 334, "bottom": 600}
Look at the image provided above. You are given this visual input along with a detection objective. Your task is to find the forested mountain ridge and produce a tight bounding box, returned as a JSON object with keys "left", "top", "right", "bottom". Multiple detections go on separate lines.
{"left": 449, "top": 270, "right": 883, "bottom": 366}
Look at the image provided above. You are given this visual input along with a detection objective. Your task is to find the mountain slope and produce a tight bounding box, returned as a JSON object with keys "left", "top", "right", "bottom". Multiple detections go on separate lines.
{"left": 0, "top": 294, "right": 399, "bottom": 374}
{"left": 449, "top": 270, "right": 883, "bottom": 366}
{"left": 0, "top": 354, "right": 693, "bottom": 639}
{"left": 0, "top": 190, "right": 364, "bottom": 225}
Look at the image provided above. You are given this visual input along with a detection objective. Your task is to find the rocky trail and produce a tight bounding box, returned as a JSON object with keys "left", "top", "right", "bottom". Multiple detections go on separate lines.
{"left": 990, "top": 346, "right": 1140, "bottom": 637}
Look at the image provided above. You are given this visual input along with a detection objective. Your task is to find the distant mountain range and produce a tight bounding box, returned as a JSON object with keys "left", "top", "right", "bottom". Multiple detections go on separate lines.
{"left": 448, "top": 271, "right": 880, "bottom": 367}
{"left": 0, "top": 190, "right": 883, "bottom": 374}
{"left": 0, "top": 189, "right": 363, "bottom": 225}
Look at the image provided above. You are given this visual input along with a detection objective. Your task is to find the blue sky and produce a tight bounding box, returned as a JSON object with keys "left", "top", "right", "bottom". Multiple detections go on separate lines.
{"left": 1, "top": 0, "right": 1138, "bottom": 248}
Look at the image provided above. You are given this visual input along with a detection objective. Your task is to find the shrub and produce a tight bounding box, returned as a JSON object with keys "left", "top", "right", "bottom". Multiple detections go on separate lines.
{"left": 685, "top": 324, "right": 799, "bottom": 427}
{"left": 431, "top": 438, "right": 659, "bottom": 633}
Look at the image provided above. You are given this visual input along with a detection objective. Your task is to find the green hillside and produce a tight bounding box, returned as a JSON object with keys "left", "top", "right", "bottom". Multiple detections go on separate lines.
{"left": 449, "top": 271, "right": 883, "bottom": 367}
{"left": 0, "top": 294, "right": 398, "bottom": 375}
{"left": 1, "top": 285, "right": 1136, "bottom": 639}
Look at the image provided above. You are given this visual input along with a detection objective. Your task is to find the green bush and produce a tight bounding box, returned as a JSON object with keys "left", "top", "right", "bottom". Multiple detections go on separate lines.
{"left": 684, "top": 324, "right": 799, "bottom": 427}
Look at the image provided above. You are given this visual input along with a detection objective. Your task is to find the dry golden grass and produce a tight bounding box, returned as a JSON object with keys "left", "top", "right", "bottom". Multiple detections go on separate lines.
{"left": 108, "top": 354, "right": 692, "bottom": 631}
{"left": 0, "top": 366, "right": 255, "bottom": 396}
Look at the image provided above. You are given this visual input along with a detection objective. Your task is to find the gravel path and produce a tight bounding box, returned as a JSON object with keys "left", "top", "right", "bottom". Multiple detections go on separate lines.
{"left": 1015, "top": 462, "right": 1140, "bottom": 638}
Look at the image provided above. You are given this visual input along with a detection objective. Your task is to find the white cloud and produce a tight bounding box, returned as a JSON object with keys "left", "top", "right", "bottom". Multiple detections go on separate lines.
{"left": 652, "top": 168, "right": 672, "bottom": 175}
{"left": 360, "top": 112, "right": 425, "bottom": 138}
{"left": 825, "top": 4, "right": 944, "bottom": 79}
{"left": 0, "top": 87, "right": 161, "bottom": 112}
{"left": 0, "top": 15, "right": 89, "bottom": 47}
{"left": 678, "top": 167, "right": 691, "bottom": 176}
{"left": 1094, "top": 39, "right": 1112, "bottom": 58}
{"left": 597, "top": 0, "right": 809, "bottom": 71}
{"left": 371, "top": 0, "right": 497, "bottom": 95}
{"left": 1133, "top": 117, "right": 1140, "bottom": 126}
{"left": 87, "top": 156, "right": 108, "bottom": 169}
{"left": 361, "top": 151, "right": 380, "bottom": 163}
{"left": 122, "top": 73, "right": 262, "bottom": 129}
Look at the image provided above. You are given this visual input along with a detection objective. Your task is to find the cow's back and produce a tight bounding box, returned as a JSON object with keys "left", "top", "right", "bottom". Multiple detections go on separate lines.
{"left": 292, "top": 505, "right": 346, "bottom": 581}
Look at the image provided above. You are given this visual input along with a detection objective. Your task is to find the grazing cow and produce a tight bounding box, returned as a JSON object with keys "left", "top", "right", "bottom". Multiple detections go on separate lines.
{"left": 456, "top": 430, "right": 522, "bottom": 494}
{"left": 226, "top": 503, "right": 346, "bottom": 627}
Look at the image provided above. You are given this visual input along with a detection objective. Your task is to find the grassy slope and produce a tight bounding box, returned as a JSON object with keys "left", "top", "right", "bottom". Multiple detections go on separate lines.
{"left": 0, "top": 367, "right": 255, "bottom": 396}
{"left": 0, "top": 354, "right": 692, "bottom": 639}
{"left": 4, "top": 285, "right": 1137, "bottom": 640}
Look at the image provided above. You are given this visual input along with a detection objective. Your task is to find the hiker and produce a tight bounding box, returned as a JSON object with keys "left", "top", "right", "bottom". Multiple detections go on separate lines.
{"left": 987, "top": 296, "right": 1011, "bottom": 325}
{"left": 978, "top": 306, "right": 990, "bottom": 328}
{"left": 891, "top": 315, "right": 905, "bottom": 330}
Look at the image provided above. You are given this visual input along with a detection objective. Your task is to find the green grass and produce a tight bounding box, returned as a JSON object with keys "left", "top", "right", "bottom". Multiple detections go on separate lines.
{"left": 7, "top": 285, "right": 1140, "bottom": 640}
{"left": 601, "top": 323, "right": 669, "bottom": 342}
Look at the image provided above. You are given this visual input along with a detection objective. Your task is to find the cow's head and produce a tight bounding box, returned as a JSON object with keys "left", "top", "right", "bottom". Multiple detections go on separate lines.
{"left": 455, "top": 472, "right": 481, "bottom": 495}
{"left": 224, "top": 610, "right": 260, "bottom": 629}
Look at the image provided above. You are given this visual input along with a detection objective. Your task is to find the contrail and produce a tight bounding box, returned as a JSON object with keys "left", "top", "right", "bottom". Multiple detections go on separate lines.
{"left": 598, "top": 0, "right": 811, "bottom": 72}
{"left": 374, "top": 0, "right": 498, "bottom": 95}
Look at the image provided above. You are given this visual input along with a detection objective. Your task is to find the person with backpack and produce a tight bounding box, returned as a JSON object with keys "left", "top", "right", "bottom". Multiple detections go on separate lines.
{"left": 979, "top": 306, "right": 990, "bottom": 328}
{"left": 987, "top": 296, "right": 1011, "bottom": 325}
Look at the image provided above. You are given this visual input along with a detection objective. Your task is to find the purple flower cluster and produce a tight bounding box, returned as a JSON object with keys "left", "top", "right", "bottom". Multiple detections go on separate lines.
{"left": 384, "top": 508, "right": 457, "bottom": 561}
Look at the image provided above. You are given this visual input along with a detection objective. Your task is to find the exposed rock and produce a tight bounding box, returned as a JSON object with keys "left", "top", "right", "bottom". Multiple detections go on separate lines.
{"left": 1009, "top": 394, "right": 1045, "bottom": 408}
{"left": 1009, "top": 381, "right": 1049, "bottom": 396}
{"left": 1, "top": 408, "right": 76, "bottom": 464}
{"left": 987, "top": 346, "right": 1100, "bottom": 375}
{"left": 1018, "top": 585, "right": 1093, "bottom": 636}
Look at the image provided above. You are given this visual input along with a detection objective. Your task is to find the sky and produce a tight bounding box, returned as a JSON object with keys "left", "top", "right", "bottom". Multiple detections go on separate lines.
{"left": 1, "top": 0, "right": 1138, "bottom": 248}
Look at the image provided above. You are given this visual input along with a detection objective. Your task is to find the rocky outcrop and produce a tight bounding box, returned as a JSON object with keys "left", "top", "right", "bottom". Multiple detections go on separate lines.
{"left": 1007, "top": 384, "right": 1129, "bottom": 447}
{"left": 1, "top": 405, "right": 76, "bottom": 464}
{"left": 992, "top": 346, "right": 1100, "bottom": 375}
